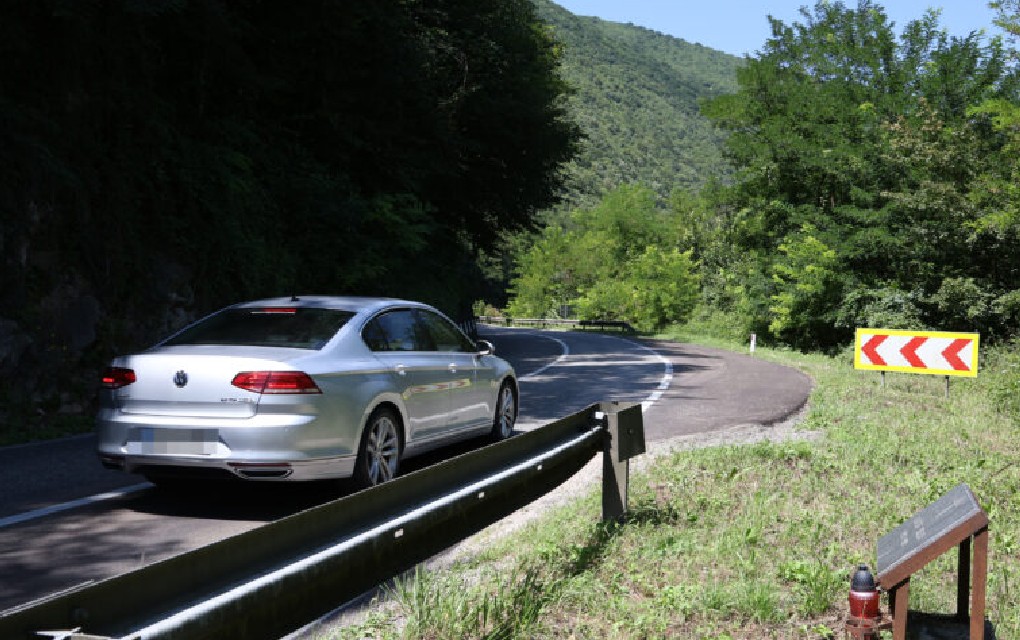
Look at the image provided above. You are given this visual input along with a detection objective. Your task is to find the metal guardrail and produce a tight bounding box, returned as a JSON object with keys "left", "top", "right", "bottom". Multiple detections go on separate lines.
{"left": 478, "top": 316, "right": 634, "bottom": 332}
{"left": 578, "top": 319, "right": 634, "bottom": 332}
{"left": 0, "top": 403, "right": 644, "bottom": 640}
{"left": 478, "top": 316, "right": 581, "bottom": 329}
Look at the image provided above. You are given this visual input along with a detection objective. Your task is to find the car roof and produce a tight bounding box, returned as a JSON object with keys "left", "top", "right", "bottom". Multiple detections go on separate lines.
{"left": 233, "top": 296, "right": 426, "bottom": 314}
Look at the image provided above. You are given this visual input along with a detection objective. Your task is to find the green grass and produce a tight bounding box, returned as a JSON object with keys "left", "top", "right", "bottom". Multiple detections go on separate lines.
{"left": 318, "top": 335, "right": 1019, "bottom": 639}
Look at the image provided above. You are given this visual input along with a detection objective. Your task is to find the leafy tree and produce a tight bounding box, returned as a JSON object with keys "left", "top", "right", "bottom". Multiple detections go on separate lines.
{"left": 0, "top": 0, "right": 581, "bottom": 415}
{"left": 701, "top": 1, "right": 1016, "bottom": 348}
{"left": 625, "top": 245, "right": 700, "bottom": 331}
{"left": 508, "top": 184, "right": 700, "bottom": 329}
{"left": 878, "top": 98, "right": 1020, "bottom": 339}
{"left": 834, "top": 287, "right": 925, "bottom": 332}
{"left": 968, "top": 99, "right": 1020, "bottom": 233}
{"left": 505, "top": 224, "right": 578, "bottom": 318}
{"left": 570, "top": 183, "right": 673, "bottom": 259}
{"left": 412, "top": 0, "right": 582, "bottom": 250}
{"left": 768, "top": 224, "right": 840, "bottom": 347}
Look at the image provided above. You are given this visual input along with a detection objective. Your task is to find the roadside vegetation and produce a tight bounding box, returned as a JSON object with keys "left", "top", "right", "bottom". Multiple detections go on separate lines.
{"left": 464, "top": 8, "right": 1020, "bottom": 632}
{"left": 321, "top": 332, "right": 1020, "bottom": 640}
{"left": 0, "top": 0, "right": 581, "bottom": 434}
{"left": 483, "top": 15, "right": 1020, "bottom": 632}
{"left": 508, "top": 1, "right": 1020, "bottom": 355}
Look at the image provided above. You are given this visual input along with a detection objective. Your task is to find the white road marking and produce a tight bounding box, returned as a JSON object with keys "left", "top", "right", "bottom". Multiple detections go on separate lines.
{"left": 0, "top": 484, "right": 149, "bottom": 529}
{"left": 519, "top": 335, "right": 570, "bottom": 381}
{"left": 515, "top": 330, "right": 672, "bottom": 413}
{"left": 626, "top": 339, "right": 673, "bottom": 412}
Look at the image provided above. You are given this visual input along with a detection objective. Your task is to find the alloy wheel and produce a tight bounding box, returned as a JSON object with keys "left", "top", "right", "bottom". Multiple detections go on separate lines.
{"left": 365, "top": 413, "right": 400, "bottom": 484}
{"left": 495, "top": 384, "right": 516, "bottom": 440}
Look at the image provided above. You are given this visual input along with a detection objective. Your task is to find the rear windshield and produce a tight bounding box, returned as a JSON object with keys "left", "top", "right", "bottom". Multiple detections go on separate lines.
{"left": 162, "top": 307, "right": 354, "bottom": 350}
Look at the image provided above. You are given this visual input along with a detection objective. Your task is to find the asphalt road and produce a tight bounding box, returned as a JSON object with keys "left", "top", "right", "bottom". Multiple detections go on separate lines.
{"left": 0, "top": 329, "right": 811, "bottom": 613}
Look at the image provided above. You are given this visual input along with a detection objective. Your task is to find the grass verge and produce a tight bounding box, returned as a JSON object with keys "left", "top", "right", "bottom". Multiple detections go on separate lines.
{"left": 319, "top": 335, "right": 1019, "bottom": 640}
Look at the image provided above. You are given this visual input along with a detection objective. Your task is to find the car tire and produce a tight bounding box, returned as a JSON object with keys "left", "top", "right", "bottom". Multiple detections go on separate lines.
{"left": 353, "top": 406, "right": 402, "bottom": 488}
{"left": 490, "top": 381, "right": 517, "bottom": 441}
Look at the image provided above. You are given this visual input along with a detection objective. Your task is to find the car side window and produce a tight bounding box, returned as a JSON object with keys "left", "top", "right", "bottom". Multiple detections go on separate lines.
{"left": 361, "top": 318, "right": 389, "bottom": 351}
{"left": 416, "top": 310, "right": 474, "bottom": 353}
{"left": 363, "top": 310, "right": 433, "bottom": 351}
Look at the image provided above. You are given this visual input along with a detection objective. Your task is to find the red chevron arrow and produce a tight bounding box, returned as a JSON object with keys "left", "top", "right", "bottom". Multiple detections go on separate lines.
{"left": 861, "top": 334, "right": 888, "bottom": 366}
{"left": 942, "top": 338, "right": 972, "bottom": 371}
{"left": 901, "top": 336, "right": 927, "bottom": 368}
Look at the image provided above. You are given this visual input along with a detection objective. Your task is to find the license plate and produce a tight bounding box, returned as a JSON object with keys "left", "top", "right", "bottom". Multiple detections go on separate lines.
{"left": 133, "top": 428, "right": 219, "bottom": 456}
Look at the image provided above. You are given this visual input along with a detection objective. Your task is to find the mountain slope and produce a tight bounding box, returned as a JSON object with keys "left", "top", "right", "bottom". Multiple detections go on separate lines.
{"left": 532, "top": 0, "right": 742, "bottom": 205}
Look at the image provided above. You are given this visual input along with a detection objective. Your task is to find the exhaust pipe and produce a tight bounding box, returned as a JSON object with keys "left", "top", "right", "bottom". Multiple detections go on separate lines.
{"left": 229, "top": 462, "right": 293, "bottom": 480}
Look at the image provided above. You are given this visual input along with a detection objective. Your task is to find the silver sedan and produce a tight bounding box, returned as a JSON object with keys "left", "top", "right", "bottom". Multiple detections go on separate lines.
{"left": 96, "top": 296, "right": 518, "bottom": 487}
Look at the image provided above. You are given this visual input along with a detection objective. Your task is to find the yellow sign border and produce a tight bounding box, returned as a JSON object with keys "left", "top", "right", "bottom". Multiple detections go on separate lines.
{"left": 854, "top": 329, "right": 980, "bottom": 378}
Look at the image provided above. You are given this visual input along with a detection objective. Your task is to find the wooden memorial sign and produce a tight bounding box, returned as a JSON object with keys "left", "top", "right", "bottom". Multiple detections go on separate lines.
{"left": 875, "top": 484, "right": 990, "bottom": 640}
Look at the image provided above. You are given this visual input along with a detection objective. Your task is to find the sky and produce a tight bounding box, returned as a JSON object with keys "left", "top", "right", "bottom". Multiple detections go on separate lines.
{"left": 552, "top": 1, "right": 1006, "bottom": 57}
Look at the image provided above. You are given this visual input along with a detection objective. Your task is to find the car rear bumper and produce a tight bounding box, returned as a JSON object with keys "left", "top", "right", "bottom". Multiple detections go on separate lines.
{"left": 97, "top": 409, "right": 359, "bottom": 481}
{"left": 98, "top": 452, "right": 357, "bottom": 481}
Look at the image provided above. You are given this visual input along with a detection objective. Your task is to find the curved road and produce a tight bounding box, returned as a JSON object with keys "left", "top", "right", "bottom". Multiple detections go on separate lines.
{"left": 0, "top": 330, "right": 811, "bottom": 613}
{"left": 486, "top": 328, "right": 811, "bottom": 438}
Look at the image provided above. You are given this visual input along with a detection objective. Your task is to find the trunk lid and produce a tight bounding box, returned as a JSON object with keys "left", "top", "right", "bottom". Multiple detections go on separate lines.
{"left": 113, "top": 346, "right": 312, "bottom": 418}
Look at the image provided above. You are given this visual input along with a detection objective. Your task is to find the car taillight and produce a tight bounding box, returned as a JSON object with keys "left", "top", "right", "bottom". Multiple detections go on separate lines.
{"left": 101, "top": 367, "right": 137, "bottom": 389}
{"left": 255, "top": 307, "right": 297, "bottom": 314}
{"left": 231, "top": 371, "right": 322, "bottom": 394}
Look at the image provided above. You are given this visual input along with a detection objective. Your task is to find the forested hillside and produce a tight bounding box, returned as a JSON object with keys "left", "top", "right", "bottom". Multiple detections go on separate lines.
{"left": 531, "top": 0, "right": 740, "bottom": 205}
{"left": 0, "top": 0, "right": 579, "bottom": 434}
{"left": 510, "top": 1, "right": 1020, "bottom": 353}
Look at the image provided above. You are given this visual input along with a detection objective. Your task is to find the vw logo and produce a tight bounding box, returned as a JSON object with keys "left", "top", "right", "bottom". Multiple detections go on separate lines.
{"left": 173, "top": 370, "right": 189, "bottom": 388}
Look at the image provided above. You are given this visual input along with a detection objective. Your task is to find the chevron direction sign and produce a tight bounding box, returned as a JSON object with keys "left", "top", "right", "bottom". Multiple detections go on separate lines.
{"left": 855, "top": 329, "right": 980, "bottom": 377}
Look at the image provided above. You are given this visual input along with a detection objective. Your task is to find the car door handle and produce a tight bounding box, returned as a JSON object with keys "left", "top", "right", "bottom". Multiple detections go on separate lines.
{"left": 395, "top": 364, "right": 406, "bottom": 376}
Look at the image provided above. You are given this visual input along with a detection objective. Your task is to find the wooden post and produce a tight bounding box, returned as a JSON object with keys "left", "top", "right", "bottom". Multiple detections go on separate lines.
{"left": 972, "top": 528, "right": 989, "bottom": 640}
{"left": 890, "top": 579, "right": 910, "bottom": 640}
{"left": 958, "top": 536, "right": 971, "bottom": 620}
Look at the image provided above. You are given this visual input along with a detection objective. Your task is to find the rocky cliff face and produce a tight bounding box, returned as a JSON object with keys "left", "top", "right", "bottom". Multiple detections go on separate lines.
{"left": 0, "top": 263, "right": 197, "bottom": 440}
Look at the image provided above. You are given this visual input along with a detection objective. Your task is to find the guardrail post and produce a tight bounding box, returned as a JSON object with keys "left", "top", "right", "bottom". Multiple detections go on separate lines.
{"left": 600, "top": 402, "right": 646, "bottom": 522}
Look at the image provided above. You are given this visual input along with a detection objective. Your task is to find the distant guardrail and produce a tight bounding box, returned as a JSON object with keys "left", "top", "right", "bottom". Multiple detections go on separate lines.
{"left": 578, "top": 319, "right": 634, "bottom": 332}
{"left": 1, "top": 403, "right": 644, "bottom": 640}
{"left": 478, "top": 316, "right": 634, "bottom": 333}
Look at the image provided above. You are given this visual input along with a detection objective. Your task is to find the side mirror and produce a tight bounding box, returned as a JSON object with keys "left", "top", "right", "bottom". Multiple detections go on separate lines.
{"left": 476, "top": 339, "right": 495, "bottom": 356}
